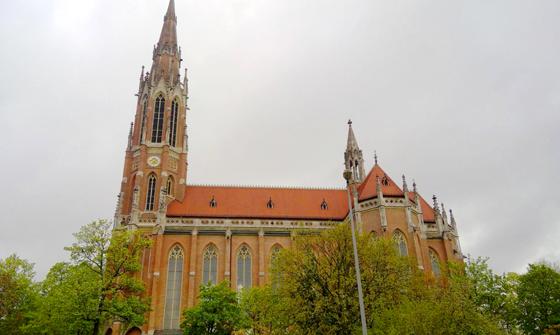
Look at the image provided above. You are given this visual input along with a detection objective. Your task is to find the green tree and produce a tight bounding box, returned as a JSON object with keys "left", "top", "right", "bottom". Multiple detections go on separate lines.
{"left": 239, "top": 285, "right": 291, "bottom": 334}
{"left": 517, "top": 264, "right": 560, "bottom": 335}
{"left": 23, "top": 262, "right": 100, "bottom": 335}
{"left": 64, "top": 219, "right": 152, "bottom": 335}
{"left": 0, "top": 254, "right": 37, "bottom": 335}
{"left": 181, "top": 281, "right": 247, "bottom": 335}
{"left": 275, "top": 225, "right": 417, "bottom": 334}
{"left": 465, "top": 257, "right": 520, "bottom": 333}
{"left": 275, "top": 224, "right": 505, "bottom": 335}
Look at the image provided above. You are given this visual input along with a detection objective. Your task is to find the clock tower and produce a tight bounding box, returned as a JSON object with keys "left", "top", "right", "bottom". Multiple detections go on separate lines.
{"left": 116, "top": 0, "right": 188, "bottom": 224}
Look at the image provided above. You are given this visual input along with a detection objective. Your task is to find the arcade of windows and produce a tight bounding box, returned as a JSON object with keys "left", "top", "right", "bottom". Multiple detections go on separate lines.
{"left": 149, "top": 95, "right": 179, "bottom": 146}
{"left": 163, "top": 243, "right": 283, "bottom": 329}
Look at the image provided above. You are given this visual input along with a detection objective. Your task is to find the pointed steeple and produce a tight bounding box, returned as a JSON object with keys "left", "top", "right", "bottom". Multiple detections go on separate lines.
{"left": 151, "top": 0, "right": 181, "bottom": 85}
{"left": 344, "top": 120, "right": 366, "bottom": 183}
{"left": 158, "top": 0, "right": 177, "bottom": 48}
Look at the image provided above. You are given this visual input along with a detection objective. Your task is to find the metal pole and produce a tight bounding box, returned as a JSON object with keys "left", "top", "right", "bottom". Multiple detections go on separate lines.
{"left": 345, "top": 178, "right": 368, "bottom": 335}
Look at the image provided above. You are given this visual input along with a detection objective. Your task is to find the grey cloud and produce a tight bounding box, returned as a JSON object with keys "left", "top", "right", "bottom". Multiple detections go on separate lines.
{"left": 0, "top": 0, "right": 558, "bottom": 278}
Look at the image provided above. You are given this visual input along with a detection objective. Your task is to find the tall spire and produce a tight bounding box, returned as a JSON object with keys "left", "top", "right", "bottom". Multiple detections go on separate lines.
{"left": 158, "top": 0, "right": 177, "bottom": 48}
{"left": 344, "top": 120, "right": 366, "bottom": 183}
{"left": 151, "top": 0, "right": 180, "bottom": 85}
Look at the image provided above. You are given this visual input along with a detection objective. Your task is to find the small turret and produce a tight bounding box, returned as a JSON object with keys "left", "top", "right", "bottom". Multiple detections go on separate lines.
{"left": 344, "top": 120, "right": 366, "bottom": 183}
{"left": 376, "top": 176, "right": 388, "bottom": 231}
{"left": 127, "top": 122, "right": 134, "bottom": 151}
{"left": 402, "top": 174, "right": 409, "bottom": 193}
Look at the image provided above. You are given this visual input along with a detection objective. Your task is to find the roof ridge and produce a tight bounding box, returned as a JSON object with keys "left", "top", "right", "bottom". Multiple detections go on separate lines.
{"left": 186, "top": 183, "right": 345, "bottom": 191}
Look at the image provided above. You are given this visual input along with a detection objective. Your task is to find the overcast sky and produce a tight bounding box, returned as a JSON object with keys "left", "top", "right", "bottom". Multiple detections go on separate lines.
{"left": 1, "top": 0, "right": 559, "bottom": 279}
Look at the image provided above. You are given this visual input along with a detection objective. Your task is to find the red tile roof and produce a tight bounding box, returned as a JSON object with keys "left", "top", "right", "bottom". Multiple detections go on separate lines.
{"left": 358, "top": 164, "right": 404, "bottom": 201}
{"left": 167, "top": 185, "right": 349, "bottom": 220}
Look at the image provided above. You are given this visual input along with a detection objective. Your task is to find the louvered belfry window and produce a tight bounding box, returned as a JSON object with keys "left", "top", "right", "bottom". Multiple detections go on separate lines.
{"left": 169, "top": 99, "right": 179, "bottom": 147}
{"left": 151, "top": 95, "right": 165, "bottom": 143}
{"left": 145, "top": 174, "right": 157, "bottom": 211}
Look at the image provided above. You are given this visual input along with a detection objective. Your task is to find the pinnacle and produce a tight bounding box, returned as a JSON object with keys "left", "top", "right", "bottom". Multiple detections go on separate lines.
{"left": 346, "top": 121, "right": 360, "bottom": 151}
{"left": 166, "top": 0, "right": 176, "bottom": 19}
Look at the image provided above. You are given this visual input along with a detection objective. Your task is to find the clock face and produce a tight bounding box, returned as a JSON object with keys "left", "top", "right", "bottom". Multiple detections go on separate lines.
{"left": 147, "top": 156, "right": 161, "bottom": 168}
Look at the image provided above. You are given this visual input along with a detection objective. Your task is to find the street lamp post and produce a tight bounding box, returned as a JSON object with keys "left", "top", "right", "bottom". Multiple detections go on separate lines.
{"left": 343, "top": 170, "right": 368, "bottom": 335}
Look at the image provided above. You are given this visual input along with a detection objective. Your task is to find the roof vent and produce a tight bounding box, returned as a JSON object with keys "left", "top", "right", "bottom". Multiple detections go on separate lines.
{"left": 381, "top": 175, "right": 389, "bottom": 186}
{"left": 320, "top": 199, "right": 328, "bottom": 210}
{"left": 266, "top": 197, "right": 274, "bottom": 209}
{"left": 209, "top": 196, "right": 217, "bottom": 208}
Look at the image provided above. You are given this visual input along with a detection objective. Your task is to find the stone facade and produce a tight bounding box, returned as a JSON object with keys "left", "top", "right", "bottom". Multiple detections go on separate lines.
{"left": 112, "top": 1, "right": 463, "bottom": 334}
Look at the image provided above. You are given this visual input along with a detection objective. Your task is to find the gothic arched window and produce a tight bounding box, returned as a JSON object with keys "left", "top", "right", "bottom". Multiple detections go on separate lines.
{"left": 270, "top": 245, "right": 282, "bottom": 289}
{"left": 202, "top": 244, "right": 218, "bottom": 285}
{"left": 163, "top": 245, "right": 184, "bottom": 330}
{"left": 237, "top": 245, "right": 252, "bottom": 290}
{"left": 430, "top": 249, "right": 441, "bottom": 277}
{"left": 140, "top": 97, "right": 148, "bottom": 143}
{"left": 166, "top": 176, "right": 174, "bottom": 196}
{"left": 169, "top": 99, "right": 179, "bottom": 147}
{"left": 151, "top": 95, "right": 165, "bottom": 143}
{"left": 393, "top": 230, "right": 408, "bottom": 257}
{"left": 145, "top": 174, "right": 157, "bottom": 211}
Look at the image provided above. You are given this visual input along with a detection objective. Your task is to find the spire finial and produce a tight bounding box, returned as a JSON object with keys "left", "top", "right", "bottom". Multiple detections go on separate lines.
{"left": 348, "top": 119, "right": 352, "bottom": 126}
{"left": 441, "top": 203, "right": 447, "bottom": 218}
{"left": 450, "top": 209, "right": 457, "bottom": 228}
{"left": 432, "top": 195, "right": 440, "bottom": 212}
{"left": 412, "top": 179, "right": 417, "bottom": 193}
{"left": 402, "top": 174, "right": 408, "bottom": 192}
{"left": 374, "top": 151, "right": 378, "bottom": 165}
{"left": 165, "top": 0, "right": 176, "bottom": 18}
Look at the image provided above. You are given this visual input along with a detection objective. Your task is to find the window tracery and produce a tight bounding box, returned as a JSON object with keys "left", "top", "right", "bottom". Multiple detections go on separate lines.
{"left": 393, "top": 230, "right": 408, "bottom": 256}
{"left": 237, "top": 245, "right": 252, "bottom": 290}
{"left": 202, "top": 244, "right": 218, "bottom": 285}
{"left": 163, "top": 245, "right": 184, "bottom": 329}
{"left": 430, "top": 249, "right": 441, "bottom": 277}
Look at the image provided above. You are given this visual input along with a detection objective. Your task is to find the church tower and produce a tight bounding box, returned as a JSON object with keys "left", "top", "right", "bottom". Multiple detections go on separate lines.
{"left": 117, "top": 0, "right": 189, "bottom": 224}
{"left": 344, "top": 120, "right": 365, "bottom": 183}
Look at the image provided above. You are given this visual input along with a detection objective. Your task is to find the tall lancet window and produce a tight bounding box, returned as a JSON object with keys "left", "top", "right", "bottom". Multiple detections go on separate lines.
{"left": 393, "top": 230, "right": 408, "bottom": 257}
{"left": 145, "top": 174, "right": 157, "bottom": 211}
{"left": 202, "top": 244, "right": 218, "bottom": 285}
{"left": 271, "top": 245, "right": 282, "bottom": 289}
{"left": 152, "top": 95, "right": 165, "bottom": 143}
{"left": 430, "top": 249, "right": 441, "bottom": 277}
{"left": 163, "top": 245, "right": 184, "bottom": 330}
{"left": 237, "top": 245, "right": 252, "bottom": 290}
{"left": 169, "top": 99, "right": 179, "bottom": 147}
{"left": 140, "top": 97, "right": 148, "bottom": 143}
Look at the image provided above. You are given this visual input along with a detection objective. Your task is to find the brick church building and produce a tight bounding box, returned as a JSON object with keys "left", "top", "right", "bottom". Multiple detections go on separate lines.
{"left": 112, "top": 1, "right": 463, "bottom": 334}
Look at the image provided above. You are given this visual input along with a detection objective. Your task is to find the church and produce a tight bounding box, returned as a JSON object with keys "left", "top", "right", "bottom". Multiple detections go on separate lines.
{"left": 113, "top": 1, "right": 463, "bottom": 334}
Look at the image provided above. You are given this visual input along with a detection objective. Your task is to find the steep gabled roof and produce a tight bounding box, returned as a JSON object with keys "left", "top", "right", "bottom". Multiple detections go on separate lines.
{"left": 167, "top": 185, "right": 349, "bottom": 220}
{"left": 357, "top": 164, "right": 404, "bottom": 201}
